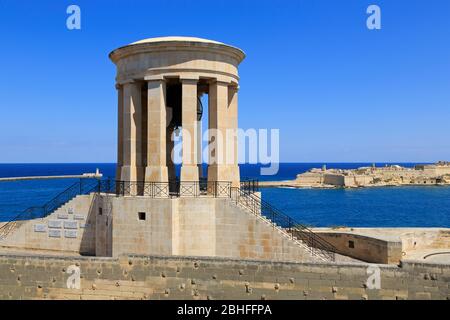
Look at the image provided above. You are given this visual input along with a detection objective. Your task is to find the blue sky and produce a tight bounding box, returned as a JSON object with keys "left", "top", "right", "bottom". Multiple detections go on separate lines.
{"left": 0, "top": 0, "right": 449, "bottom": 163}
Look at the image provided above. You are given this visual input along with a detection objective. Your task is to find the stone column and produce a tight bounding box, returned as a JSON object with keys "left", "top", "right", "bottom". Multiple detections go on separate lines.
{"left": 116, "top": 84, "right": 123, "bottom": 181}
{"left": 207, "top": 81, "right": 240, "bottom": 191}
{"left": 227, "top": 85, "right": 240, "bottom": 187}
{"left": 145, "top": 79, "right": 169, "bottom": 186}
{"left": 121, "top": 82, "right": 144, "bottom": 188}
{"left": 208, "top": 81, "right": 230, "bottom": 189}
{"left": 180, "top": 79, "right": 199, "bottom": 195}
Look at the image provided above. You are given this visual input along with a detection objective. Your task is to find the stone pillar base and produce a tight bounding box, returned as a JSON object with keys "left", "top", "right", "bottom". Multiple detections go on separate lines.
{"left": 180, "top": 165, "right": 200, "bottom": 181}
{"left": 120, "top": 165, "right": 144, "bottom": 195}
{"left": 120, "top": 165, "right": 144, "bottom": 182}
{"left": 145, "top": 166, "right": 169, "bottom": 197}
{"left": 207, "top": 165, "right": 240, "bottom": 186}
{"left": 229, "top": 165, "right": 240, "bottom": 188}
{"left": 180, "top": 165, "right": 200, "bottom": 196}
{"left": 145, "top": 166, "right": 169, "bottom": 182}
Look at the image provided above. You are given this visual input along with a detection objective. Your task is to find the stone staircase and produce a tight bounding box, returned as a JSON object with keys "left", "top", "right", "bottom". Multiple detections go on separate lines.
{"left": 0, "top": 179, "right": 100, "bottom": 240}
{"left": 0, "top": 193, "right": 95, "bottom": 254}
{"left": 229, "top": 188, "right": 337, "bottom": 262}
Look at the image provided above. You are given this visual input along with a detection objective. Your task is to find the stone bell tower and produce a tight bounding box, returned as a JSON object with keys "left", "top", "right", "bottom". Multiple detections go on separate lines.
{"left": 109, "top": 36, "right": 245, "bottom": 188}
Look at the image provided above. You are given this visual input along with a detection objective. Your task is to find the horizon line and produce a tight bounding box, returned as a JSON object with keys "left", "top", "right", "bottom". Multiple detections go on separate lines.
{"left": 0, "top": 161, "right": 435, "bottom": 165}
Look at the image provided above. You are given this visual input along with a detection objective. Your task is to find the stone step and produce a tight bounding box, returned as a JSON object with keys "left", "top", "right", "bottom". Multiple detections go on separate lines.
{"left": 230, "top": 197, "right": 319, "bottom": 259}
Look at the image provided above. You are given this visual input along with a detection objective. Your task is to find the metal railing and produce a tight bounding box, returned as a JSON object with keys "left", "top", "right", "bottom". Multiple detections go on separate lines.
{"left": 0, "top": 177, "right": 336, "bottom": 262}
{"left": 240, "top": 179, "right": 259, "bottom": 194}
{"left": 99, "top": 180, "right": 232, "bottom": 198}
{"left": 0, "top": 178, "right": 101, "bottom": 239}
{"left": 230, "top": 187, "right": 336, "bottom": 262}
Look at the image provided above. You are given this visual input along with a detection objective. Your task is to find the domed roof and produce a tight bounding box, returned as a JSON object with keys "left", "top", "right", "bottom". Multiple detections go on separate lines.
{"left": 110, "top": 36, "right": 245, "bottom": 63}
{"left": 130, "top": 36, "right": 225, "bottom": 46}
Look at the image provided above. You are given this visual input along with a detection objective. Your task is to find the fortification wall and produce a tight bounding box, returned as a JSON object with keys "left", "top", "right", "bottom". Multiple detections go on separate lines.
{"left": 323, "top": 174, "right": 345, "bottom": 186}
{"left": 0, "top": 253, "right": 448, "bottom": 300}
{"left": 295, "top": 172, "right": 323, "bottom": 185}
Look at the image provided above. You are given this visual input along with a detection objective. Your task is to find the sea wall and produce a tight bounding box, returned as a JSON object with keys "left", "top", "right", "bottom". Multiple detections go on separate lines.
{"left": 0, "top": 253, "right": 448, "bottom": 300}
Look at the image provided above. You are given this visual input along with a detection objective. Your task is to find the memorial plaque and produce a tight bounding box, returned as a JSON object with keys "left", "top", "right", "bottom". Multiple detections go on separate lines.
{"left": 48, "top": 220, "right": 62, "bottom": 229}
{"left": 57, "top": 213, "right": 69, "bottom": 219}
{"left": 34, "top": 224, "right": 46, "bottom": 233}
{"left": 48, "top": 229, "right": 61, "bottom": 238}
{"left": 64, "top": 230, "right": 77, "bottom": 238}
{"left": 64, "top": 221, "right": 78, "bottom": 229}
{"left": 73, "top": 214, "right": 85, "bottom": 221}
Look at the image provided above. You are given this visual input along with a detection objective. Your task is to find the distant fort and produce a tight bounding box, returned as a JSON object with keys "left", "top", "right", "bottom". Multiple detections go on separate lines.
{"left": 260, "top": 162, "right": 450, "bottom": 188}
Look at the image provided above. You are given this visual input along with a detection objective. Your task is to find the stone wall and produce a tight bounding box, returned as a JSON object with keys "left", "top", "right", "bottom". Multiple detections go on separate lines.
{"left": 400, "top": 229, "right": 450, "bottom": 252}
{"left": 94, "top": 195, "right": 318, "bottom": 262}
{"left": 2, "top": 193, "right": 320, "bottom": 263}
{"left": 322, "top": 174, "right": 374, "bottom": 187}
{"left": 104, "top": 195, "right": 175, "bottom": 258}
{"left": 295, "top": 172, "right": 323, "bottom": 185}
{"left": 315, "top": 232, "right": 402, "bottom": 264}
{"left": 0, "top": 253, "right": 448, "bottom": 300}
{"left": 177, "top": 197, "right": 217, "bottom": 257}
{"left": 215, "top": 199, "right": 314, "bottom": 262}
{"left": 323, "top": 174, "right": 345, "bottom": 186}
{"left": 0, "top": 195, "right": 96, "bottom": 255}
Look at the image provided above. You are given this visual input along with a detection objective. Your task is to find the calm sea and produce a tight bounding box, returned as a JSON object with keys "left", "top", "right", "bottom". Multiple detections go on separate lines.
{"left": 0, "top": 163, "right": 449, "bottom": 227}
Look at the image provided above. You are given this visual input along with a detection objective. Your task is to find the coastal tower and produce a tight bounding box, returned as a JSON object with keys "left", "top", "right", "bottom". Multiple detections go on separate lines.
{"left": 109, "top": 37, "right": 245, "bottom": 188}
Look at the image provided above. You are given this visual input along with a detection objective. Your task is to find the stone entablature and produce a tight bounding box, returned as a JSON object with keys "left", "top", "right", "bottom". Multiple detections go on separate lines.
{"left": 109, "top": 37, "right": 244, "bottom": 85}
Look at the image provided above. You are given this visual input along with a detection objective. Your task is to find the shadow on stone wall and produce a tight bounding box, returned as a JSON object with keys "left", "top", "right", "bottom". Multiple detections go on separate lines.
{"left": 79, "top": 194, "right": 99, "bottom": 256}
